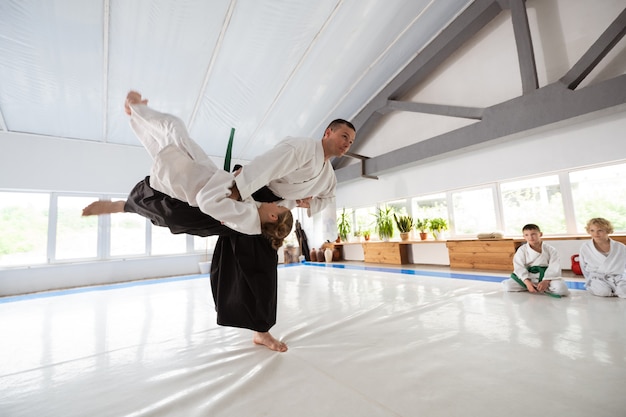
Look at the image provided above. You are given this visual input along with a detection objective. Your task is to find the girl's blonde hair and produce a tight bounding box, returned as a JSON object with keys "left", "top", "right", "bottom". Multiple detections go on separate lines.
{"left": 585, "top": 217, "right": 614, "bottom": 234}
{"left": 261, "top": 210, "right": 294, "bottom": 250}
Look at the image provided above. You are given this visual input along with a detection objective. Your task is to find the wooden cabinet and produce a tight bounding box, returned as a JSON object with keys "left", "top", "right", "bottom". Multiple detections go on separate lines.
{"left": 446, "top": 239, "right": 522, "bottom": 271}
{"left": 362, "top": 242, "right": 409, "bottom": 265}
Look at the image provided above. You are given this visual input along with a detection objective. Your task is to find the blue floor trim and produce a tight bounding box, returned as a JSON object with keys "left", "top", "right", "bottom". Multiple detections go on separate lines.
{"left": 301, "top": 262, "right": 587, "bottom": 290}
{"left": 0, "top": 262, "right": 585, "bottom": 304}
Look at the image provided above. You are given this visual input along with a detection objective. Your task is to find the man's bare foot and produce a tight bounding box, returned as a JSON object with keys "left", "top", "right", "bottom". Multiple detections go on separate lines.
{"left": 253, "top": 331, "right": 288, "bottom": 352}
{"left": 124, "top": 90, "right": 148, "bottom": 115}
{"left": 82, "top": 200, "right": 126, "bottom": 216}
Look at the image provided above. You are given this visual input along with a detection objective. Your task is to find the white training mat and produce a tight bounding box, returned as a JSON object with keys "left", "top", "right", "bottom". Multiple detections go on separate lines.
{"left": 1, "top": 264, "right": 624, "bottom": 417}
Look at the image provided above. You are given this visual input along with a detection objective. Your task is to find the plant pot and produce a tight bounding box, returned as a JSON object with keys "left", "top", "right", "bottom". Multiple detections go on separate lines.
{"left": 433, "top": 230, "right": 445, "bottom": 240}
{"left": 400, "top": 232, "right": 410, "bottom": 241}
{"left": 419, "top": 232, "right": 428, "bottom": 240}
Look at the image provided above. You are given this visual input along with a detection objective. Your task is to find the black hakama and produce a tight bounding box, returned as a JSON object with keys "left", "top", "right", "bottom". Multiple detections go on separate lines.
{"left": 124, "top": 177, "right": 278, "bottom": 332}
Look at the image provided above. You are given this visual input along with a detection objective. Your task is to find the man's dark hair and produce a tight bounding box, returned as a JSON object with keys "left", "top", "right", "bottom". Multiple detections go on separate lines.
{"left": 327, "top": 119, "right": 356, "bottom": 133}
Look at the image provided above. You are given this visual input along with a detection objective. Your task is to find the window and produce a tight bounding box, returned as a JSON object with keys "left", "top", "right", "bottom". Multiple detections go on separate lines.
{"left": 386, "top": 199, "right": 409, "bottom": 217}
{"left": 412, "top": 193, "right": 447, "bottom": 220}
{"left": 151, "top": 224, "right": 187, "bottom": 255}
{"left": 354, "top": 206, "right": 376, "bottom": 234}
{"left": 110, "top": 207, "right": 147, "bottom": 257}
{"left": 500, "top": 175, "right": 565, "bottom": 235}
{"left": 451, "top": 187, "right": 496, "bottom": 235}
{"left": 194, "top": 235, "right": 218, "bottom": 256}
{"left": 55, "top": 196, "right": 99, "bottom": 260}
{"left": 570, "top": 163, "right": 626, "bottom": 233}
{"left": 0, "top": 192, "right": 49, "bottom": 266}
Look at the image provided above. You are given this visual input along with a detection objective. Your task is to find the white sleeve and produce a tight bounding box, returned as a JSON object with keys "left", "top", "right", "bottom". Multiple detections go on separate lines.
{"left": 234, "top": 141, "right": 304, "bottom": 200}
{"left": 195, "top": 170, "right": 262, "bottom": 235}
{"left": 151, "top": 145, "right": 262, "bottom": 235}
{"left": 578, "top": 241, "right": 594, "bottom": 280}
{"left": 512, "top": 245, "right": 530, "bottom": 279}
{"left": 543, "top": 245, "right": 562, "bottom": 279}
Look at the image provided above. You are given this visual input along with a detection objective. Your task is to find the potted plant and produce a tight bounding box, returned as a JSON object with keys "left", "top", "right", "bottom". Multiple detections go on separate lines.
{"left": 337, "top": 208, "right": 351, "bottom": 242}
{"left": 429, "top": 217, "right": 448, "bottom": 240}
{"left": 415, "top": 218, "right": 430, "bottom": 240}
{"left": 362, "top": 229, "right": 371, "bottom": 241}
{"left": 374, "top": 206, "right": 394, "bottom": 241}
{"left": 394, "top": 214, "right": 414, "bottom": 241}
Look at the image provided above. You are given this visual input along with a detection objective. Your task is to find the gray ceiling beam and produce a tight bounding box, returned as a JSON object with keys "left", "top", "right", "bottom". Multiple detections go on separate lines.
{"left": 334, "top": 0, "right": 503, "bottom": 169}
{"left": 560, "top": 7, "right": 626, "bottom": 90}
{"left": 383, "top": 100, "right": 484, "bottom": 120}
{"left": 509, "top": 0, "right": 538, "bottom": 93}
{"left": 335, "top": 74, "right": 626, "bottom": 183}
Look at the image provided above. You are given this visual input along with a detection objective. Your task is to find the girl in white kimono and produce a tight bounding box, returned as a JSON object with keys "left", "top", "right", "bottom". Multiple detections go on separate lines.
{"left": 579, "top": 218, "right": 626, "bottom": 298}
{"left": 502, "top": 224, "right": 570, "bottom": 296}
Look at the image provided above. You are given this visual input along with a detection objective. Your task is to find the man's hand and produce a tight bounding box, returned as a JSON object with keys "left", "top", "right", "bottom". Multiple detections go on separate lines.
{"left": 228, "top": 184, "right": 242, "bottom": 201}
{"left": 296, "top": 197, "right": 312, "bottom": 208}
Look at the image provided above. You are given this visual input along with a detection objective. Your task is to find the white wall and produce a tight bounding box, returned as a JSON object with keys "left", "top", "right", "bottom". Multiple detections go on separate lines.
{"left": 337, "top": 109, "right": 626, "bottom": 208}
{"left": 0, "top": 131, "right": 152, "bottom": 194}
{"left": 0, "top": 254, "right": 207, "bottom": 297}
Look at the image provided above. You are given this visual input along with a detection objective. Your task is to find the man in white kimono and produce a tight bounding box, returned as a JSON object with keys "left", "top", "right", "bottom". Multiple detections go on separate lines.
{"left": 502, "top": 224, "right": 570, "bottom": 296}
{"left": 151, "top": 100, "right": 356, "bottom": 222}
{"left": 579, "top": 217, "right": 626, "bottom": 298}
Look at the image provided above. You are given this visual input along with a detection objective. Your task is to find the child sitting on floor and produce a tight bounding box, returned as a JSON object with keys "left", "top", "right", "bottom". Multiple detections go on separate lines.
{"left": 501, "top": 223, "right": 570, "bottom": 297}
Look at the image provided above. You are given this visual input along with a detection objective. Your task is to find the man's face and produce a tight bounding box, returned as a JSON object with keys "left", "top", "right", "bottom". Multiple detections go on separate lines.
{"left": 323, "top": 125, "right": 355, "bottom": 158}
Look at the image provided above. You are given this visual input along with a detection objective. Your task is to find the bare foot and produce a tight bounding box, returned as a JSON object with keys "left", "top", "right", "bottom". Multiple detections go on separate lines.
{"left": 82, "top": 200, "right": 126, "bottom": 216}
{"left": 253, "top": 331, "right": 288, "bottom": 352}
{"left": 124, "top": 90, "right": 148, "bottom": 115}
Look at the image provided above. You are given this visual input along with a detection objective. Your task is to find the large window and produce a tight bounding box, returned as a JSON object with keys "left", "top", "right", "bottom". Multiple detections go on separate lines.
{"left": 151, "top": 224, "right": 187, "bottom": 255}
{"left": 0, "top": 192, "right": 49, "bottom": 267}
{"left": 110, "top": 208, "right": 147, "bottom": 257}
{"left": 500, "top": 175, "right": 565, "bottom": 235}
{"left": 451, "top": 187, "right": 496, "bottom": 235}
{"left": 570, "top": 163, "right": 626, "bottom": 233}
{"left": 412, "top": 193, "right": 447, "bottom": 220}
{"left": 55, "top": 196, "right": 99, "bottom": 260}
{"left": 354, "top": 206, "right": 376, "bottom": 235}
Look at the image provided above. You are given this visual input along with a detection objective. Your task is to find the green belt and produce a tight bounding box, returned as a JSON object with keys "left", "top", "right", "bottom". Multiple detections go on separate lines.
{"left": 510, "top": 266, "right": 561, "bottom": 298}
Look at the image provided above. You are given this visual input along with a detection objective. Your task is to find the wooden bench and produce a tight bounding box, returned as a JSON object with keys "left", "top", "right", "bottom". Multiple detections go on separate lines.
{"left": 446, "top": 239, "right": 521, "bottom": 271}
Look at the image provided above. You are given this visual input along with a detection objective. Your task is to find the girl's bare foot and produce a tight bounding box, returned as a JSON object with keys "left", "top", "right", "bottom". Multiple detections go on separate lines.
{"left": 82, "top": 200, "right": 126, "bottom": 216}
{"left": 124, "top": 91, "right": 148, "bottom": 115}
{"left": 253, "top": 331, "right": 288, "bottom": 352}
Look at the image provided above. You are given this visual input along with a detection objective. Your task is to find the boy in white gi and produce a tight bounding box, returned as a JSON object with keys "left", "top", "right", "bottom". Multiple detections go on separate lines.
{"left": 502, "top": 224, "right": 570, "bottom": 296}
{"left": 579, "top": 217, "right": 626, "bottom": 298}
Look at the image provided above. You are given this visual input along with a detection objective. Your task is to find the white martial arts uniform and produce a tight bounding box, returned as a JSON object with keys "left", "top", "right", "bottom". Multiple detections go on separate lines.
{"left": 232, "top": 137, "right": 336, "bottom": 216}
{"left": 129, "top": 104, "right": 263, "bottom": 235}
{"left": 502, "top": 242, "right": 570, "bottom": 296}
{"left": 579, "top": 238, "right": 626, "bottom": 298}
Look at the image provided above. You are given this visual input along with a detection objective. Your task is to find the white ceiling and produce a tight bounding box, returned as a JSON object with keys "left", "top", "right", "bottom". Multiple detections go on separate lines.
{"left": 0, "top": 0, "right": 473, "bottom": 162}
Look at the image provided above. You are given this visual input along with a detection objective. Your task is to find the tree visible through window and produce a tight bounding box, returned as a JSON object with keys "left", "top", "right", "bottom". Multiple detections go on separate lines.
{"left": 570, "top": 163, "right": 626, "bottom": 233}
{"left": 500, "top": 175, "right": 565, "bottom": 235}
{"left": 0, "top": 192, "right": 49, "bottom": 266}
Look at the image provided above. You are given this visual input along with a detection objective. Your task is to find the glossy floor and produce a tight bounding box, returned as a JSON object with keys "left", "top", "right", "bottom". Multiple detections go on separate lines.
{"left": 1, "top": 264, "right": 624, "bottom": 417}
